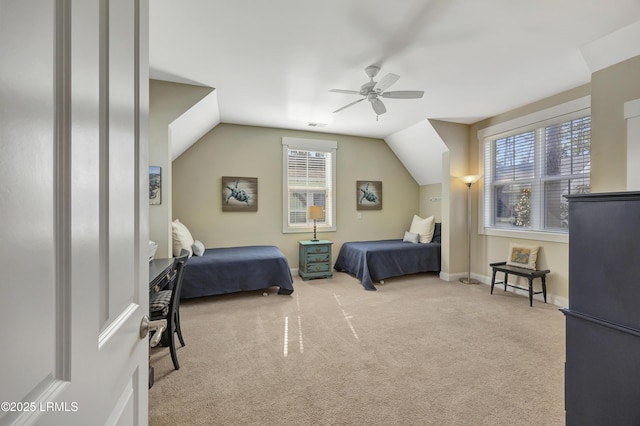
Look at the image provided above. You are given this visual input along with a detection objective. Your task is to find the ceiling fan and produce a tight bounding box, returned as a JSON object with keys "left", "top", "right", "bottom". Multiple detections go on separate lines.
{"left": 329, "top": 65, "right": 424, "bottom": 117}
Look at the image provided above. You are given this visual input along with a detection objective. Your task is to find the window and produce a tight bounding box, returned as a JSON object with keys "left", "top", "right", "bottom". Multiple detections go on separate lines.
{"left": 481, "top": 103, "right": 590, "bottom": 237}
{"left": 282, "top": 137, "right": 337, "bottom": 233}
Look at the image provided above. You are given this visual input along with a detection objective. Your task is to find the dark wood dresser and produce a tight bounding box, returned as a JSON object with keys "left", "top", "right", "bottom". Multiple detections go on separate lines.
{"left": 562, "top": 192, "right": 640, "bottom": 425}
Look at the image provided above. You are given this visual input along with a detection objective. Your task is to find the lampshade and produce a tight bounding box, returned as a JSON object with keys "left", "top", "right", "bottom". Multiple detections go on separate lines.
{"left": 308, "top": 205, "right": 323, "bottom": 220}
{"left": 460, "top": 175, "right": 481, "bottom": 185}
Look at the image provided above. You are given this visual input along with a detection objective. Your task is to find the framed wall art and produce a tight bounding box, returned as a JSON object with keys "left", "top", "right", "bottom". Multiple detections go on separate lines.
{"left": 149, "top": 166, "right": 161, "bottom": 205}
{"left": 222, "top": 176, "right": 258, "bottom": 212}
{"left": 356, "top": 180, "right": 382, "bottom": 210}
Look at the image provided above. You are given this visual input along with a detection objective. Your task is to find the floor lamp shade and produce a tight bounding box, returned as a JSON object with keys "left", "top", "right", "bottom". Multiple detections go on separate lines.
{"left": 460, "top": 175, "right": 480, "bottom": 284}
{"left": 461, "top": 175, "right": 481, "bottom": 185}
{"left": 308, "top": 205, "right": 323, "bottom": 241}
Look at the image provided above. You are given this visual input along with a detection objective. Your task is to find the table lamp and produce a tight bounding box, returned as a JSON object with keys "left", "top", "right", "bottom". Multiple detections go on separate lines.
{"left": 308, "top": 205, "right": 323, "bottom": 241}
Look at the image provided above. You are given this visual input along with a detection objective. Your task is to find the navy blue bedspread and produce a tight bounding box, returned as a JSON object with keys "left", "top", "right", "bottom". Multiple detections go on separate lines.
{"left": 333, "top": 240, "right": 441, "bottom": 291}
{"left": 181, "top": 245, "right": 294, "bottom": 298}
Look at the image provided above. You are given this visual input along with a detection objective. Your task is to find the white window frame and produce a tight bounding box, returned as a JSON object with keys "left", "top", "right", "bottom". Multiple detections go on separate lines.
{"left": 282, "top": 137, "right": 337, "bottom": 234}
{"left": 477, "top": 96, "right": 591, "bottom": 243}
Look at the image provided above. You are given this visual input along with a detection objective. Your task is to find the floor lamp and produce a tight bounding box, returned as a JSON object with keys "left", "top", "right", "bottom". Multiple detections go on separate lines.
{"left": 460, "top": 175, "right": 481, "bottom": 284}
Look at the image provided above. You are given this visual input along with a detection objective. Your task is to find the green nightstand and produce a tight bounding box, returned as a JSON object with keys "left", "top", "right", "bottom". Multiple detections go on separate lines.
{"left": 298, "top": 240, "right": 333, "bottom": 280}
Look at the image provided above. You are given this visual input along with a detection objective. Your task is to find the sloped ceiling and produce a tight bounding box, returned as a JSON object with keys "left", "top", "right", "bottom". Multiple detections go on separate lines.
{"left": 149, "top": 1, "right": 640, "bottom": 182}
{"left": 169, "top": 89, "right": 220, "bottom": 161}
{"left": 386, "top": 120, "right": 448, "bottom": 185}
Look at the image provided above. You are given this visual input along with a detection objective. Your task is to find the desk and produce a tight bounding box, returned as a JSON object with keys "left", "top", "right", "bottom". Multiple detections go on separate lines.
{"left": 149, "top": 257, "right": 174, "bottom": 295}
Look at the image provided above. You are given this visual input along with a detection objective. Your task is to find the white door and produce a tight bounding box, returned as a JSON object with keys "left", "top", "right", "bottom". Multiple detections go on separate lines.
{"left": 0, "top": 1, "right": 150, "bottom": 425}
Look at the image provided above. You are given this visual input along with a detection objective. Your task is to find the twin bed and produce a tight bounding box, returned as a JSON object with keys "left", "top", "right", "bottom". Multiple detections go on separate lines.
{"left": 177, "top": 223, "right": 440, "bottom": 297}
{"left": 333, "top": 223, "right": 442, "bottom": 290}
{"left": 180, "top": 245, "right": 294, "bottom": 298}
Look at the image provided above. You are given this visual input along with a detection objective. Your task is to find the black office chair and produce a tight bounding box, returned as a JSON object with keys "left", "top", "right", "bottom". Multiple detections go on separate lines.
{"left": 150, "top": 249, "right": 189, "bottom": 370}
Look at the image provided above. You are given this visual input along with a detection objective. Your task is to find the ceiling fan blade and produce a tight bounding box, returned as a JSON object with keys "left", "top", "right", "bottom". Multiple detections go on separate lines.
{"left": 381, "top": 90, "right": 424, "bottom": 99}
{"left": 373, "top": 73, "right": 399, "bottom": 93}
{"left": 329, "top": 89, "right": 361, "bottom": 95}
{"left": 333, "top": 98, "right": 365, "bottom": 113}
{"left": 371, "top": 98, "right": 387, "bottom": 115}
{"left": 349, "top": 0, "right": 449, "bottom": 67}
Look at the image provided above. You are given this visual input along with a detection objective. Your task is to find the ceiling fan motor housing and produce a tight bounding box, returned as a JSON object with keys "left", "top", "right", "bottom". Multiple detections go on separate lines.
{"left": 360, "top": 81, "right": 377, "bottom": 95}
{"left": 364, "top": 65, "right": 380, "bottom": 79}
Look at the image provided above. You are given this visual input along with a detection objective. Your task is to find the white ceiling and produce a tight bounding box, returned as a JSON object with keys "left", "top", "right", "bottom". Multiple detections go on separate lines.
{"left": 149, "top": 0, "right": 640, "bottom": 183}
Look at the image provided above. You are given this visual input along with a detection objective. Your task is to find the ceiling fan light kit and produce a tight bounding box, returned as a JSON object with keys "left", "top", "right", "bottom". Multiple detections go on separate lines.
{"left": 329, "top": 65, "right": 424, "bottom": 118}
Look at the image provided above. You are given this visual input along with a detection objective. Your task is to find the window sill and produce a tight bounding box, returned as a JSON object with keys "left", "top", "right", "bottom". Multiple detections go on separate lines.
{"left": 282, "top": 227, "right": 336, "bottom": 234}
{"left": 480, "top": 227, "right": 568, "bottom": 244}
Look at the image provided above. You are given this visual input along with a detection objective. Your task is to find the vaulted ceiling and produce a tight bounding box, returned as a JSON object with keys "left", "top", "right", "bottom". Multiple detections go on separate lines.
{"left": 149, "top": 0, "right": 640, "bottom": 184}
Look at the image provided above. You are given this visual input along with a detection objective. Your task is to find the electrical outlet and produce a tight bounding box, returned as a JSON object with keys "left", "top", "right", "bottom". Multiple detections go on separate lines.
{"left": 357, "top": 213, "right": 362, "bottom": 220}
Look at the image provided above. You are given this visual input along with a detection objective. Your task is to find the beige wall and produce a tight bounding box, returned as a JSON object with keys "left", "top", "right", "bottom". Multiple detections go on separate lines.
{"left": 591, "top": 55, "right": 640, "bottom": 192}
{"left": 171, "top": 123, "right": 419, "bottom": 265}
{"left": 469, "top": 55, "right": 640, "bottom": 305}
{"left": 419, "top": 183, "right": 442, "bottom": 221}
{"left": 430, "top": 119, "right": 471, "bottom": 280}
{"left": 149, "top": 79, "right": 213, "bottom": 257}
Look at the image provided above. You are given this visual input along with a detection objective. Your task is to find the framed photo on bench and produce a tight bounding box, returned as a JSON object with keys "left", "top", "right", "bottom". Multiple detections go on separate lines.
{"left": 506, "top": 243, "right": 539, "bottom": 270}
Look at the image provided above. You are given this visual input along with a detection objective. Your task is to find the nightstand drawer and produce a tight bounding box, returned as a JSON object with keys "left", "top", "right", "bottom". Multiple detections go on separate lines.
{"left": 307, "top": 245, "right": 330, "bottom": 255}
{"left": 305, "top": 262, "right": 331, "bottom": 274}
{"left": 306, "top": 253, "right": 330, "bottom": 263}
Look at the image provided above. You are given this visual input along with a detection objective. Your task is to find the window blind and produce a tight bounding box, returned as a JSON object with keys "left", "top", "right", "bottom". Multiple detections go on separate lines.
{"left": 282, "top": 137, "right": 337, "bottom": 233}
{"left": 286, "top": 149, "right": 332, "bottom": 227}
{"left": 483, "top": 115, "right": 590, "bottom": 233}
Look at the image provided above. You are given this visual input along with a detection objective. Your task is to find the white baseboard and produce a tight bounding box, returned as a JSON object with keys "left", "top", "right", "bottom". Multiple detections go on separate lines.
{"left": 441, "top": 271, "right": 568, "bottom": 308}
{"left": 478, "top": 272, "right": 567, "bottom": 307}
{"left": 327, "top": 268, "right": 568, "bottom": 307}
{"left": 439, "top": 271, "right": 481, "bottom": 282}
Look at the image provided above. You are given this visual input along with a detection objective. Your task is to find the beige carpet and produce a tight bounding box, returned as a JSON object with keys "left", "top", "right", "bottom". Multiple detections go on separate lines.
{"left": 149, "top": 272, "right": 565, "bottom": 426}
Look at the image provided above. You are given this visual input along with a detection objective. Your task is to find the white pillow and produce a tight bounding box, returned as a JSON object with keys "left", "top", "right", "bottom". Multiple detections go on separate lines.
{"left": 192, "top": 239, "right": 205, "bottom": 256}
{"left": 402, "top": 231, "right": 419, "bottom": 244}
{"left": 409, "top": 215, "right": 435, "bottom": 243}
{"left": 172, "top": 219, "right": 194, "bottom": 257}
